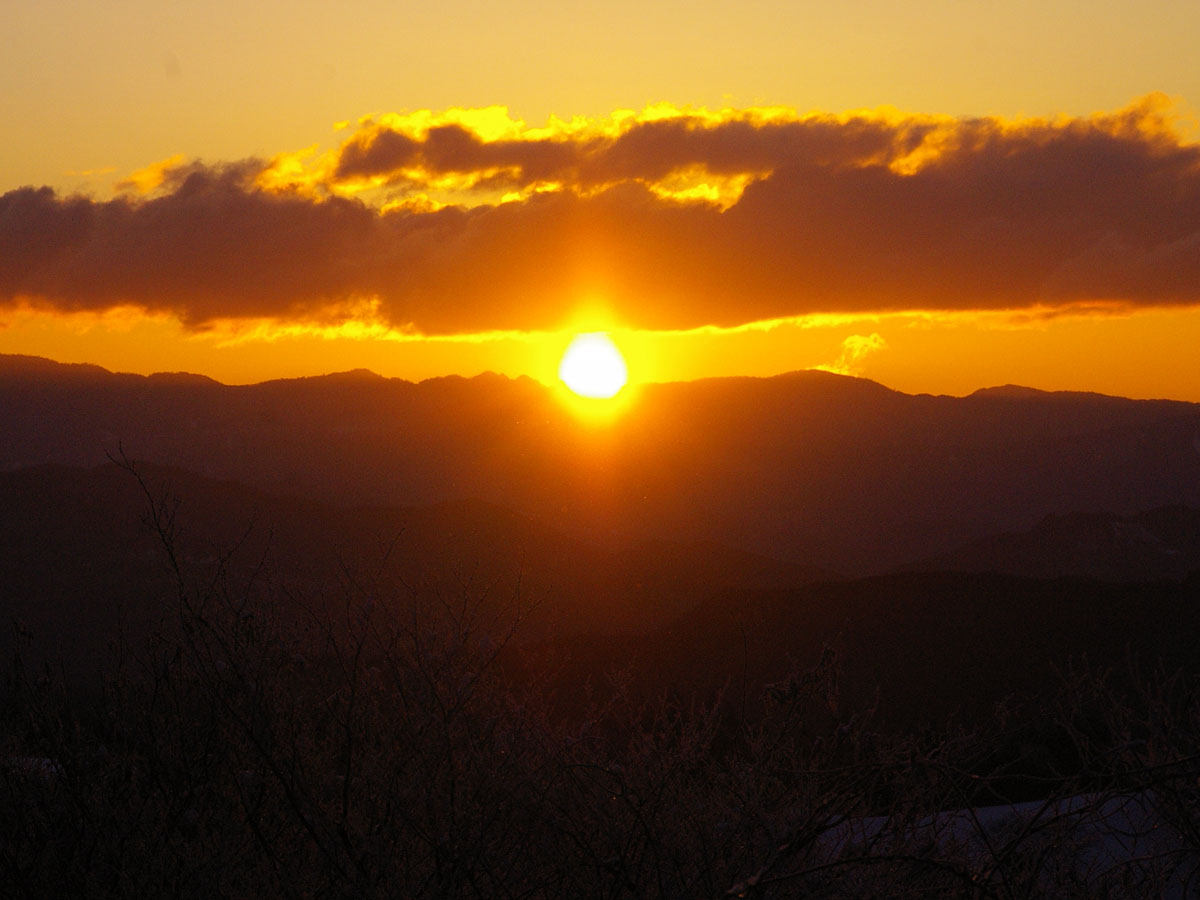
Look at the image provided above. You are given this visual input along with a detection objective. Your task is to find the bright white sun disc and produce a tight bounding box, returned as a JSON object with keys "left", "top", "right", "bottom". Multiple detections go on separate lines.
{"left": 558, "top": 333, "right": 628, "bottom": 399}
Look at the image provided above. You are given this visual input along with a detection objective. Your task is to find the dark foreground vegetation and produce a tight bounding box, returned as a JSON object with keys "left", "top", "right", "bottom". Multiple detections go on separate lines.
{"left": 4, "top": 470, "right": 1200, "bottom": 898}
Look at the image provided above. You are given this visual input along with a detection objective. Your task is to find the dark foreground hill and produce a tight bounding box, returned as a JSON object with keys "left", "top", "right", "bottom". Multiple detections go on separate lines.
{"left": 904, "top": 505, "right": 1200, "bottom": 581}
{"left": 570, "top": 571, "right": 1200, "bottom": 729}
{"left": 0, "top": 461, "right": 826, "bottom": 679}
{"left": 5, "top": 354, "right": 1200, "bottom": 574}
{"left": 6, "top": 462, "right": 1197, "bottom": 737}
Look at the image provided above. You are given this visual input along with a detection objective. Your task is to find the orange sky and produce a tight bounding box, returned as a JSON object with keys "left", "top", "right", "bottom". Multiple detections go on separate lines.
{"left": 3, "top": 2, "right": 1200, "bottom": 399}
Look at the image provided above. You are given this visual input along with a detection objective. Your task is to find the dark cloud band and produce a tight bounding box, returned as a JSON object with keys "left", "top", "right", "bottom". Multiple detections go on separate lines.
{"left": 2, "top": 99, "right": 1198, "bottom": 334}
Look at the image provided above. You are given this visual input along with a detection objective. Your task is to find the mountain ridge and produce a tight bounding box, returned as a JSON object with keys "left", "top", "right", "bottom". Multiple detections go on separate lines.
{"left": 4, "top": 353, "right": 1200, "bottom": 574}
{"left": 9, "top": 351, "right": 1200, "bottom": 404}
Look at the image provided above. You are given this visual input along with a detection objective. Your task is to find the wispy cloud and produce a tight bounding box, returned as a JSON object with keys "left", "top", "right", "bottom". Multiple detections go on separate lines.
{"left": 815, "top": 333, "right": 888, "bottom": 376}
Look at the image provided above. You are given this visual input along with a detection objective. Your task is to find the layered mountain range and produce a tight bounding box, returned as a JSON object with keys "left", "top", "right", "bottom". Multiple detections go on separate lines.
{"left": 5, "top": 353, "right": 1200, "bottom": 575}
{"left": 4, "top": 353, "right": 1200, "bottom": 721}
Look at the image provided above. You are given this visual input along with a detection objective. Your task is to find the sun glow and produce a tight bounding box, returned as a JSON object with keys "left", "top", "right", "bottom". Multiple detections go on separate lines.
{"left": 558, "top": 333, "right": 628, "bottom": 398}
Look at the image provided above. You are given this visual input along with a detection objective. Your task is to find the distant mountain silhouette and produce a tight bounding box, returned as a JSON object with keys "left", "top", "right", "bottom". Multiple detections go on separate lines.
{"left": 902, "top": 505, "right": 1200, "bottom": 581}
{"left": 4, "top": 354, "right": 1200, "bottom": 574}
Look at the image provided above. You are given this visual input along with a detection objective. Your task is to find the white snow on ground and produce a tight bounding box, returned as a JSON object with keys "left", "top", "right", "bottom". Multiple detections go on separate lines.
{"left": 812, "top": 790, "right": 1199, "bottom": 898}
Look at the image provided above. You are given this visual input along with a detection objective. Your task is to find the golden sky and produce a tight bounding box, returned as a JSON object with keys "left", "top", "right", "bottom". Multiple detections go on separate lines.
{"left": 2, "top": 0, "right": 1200, "bottom": 398}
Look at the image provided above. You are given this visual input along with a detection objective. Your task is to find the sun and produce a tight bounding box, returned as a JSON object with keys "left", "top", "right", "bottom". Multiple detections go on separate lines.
{"left": 558, "top": 332, "right": 628, "bottom": 399}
